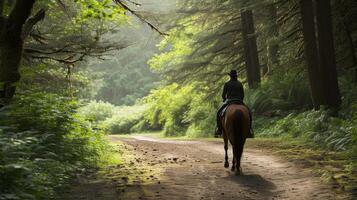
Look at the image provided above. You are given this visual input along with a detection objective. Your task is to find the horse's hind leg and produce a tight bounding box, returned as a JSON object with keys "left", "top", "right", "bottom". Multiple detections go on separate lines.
{"left": 236, "top": 139, "right": 246, "bottom": 175}
{"left": 231, "top": 146, "right": 236, "bottom": 171}
{"left": 224, "top": 137, "right": 229, "bottom": 168}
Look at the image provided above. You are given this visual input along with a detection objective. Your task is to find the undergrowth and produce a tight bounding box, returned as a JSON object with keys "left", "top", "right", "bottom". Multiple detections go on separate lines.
{"left": 78, "top": 101, "right": 148, "bottom": 134}
{"left": 256, "top": 110, "right": 356, "bottom": 151}
{"left": 0, "top": 93, "right": 112, "bottom": 200}
{"left": 254, "top": 106, "right": 357, "bottom": 174}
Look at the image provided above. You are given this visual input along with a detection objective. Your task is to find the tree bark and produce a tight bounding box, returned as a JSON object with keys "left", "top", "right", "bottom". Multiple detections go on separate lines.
{"left": 300, "top": 0, "right": 324, "bottom": 109}
{"left": 0, "top": 0, "right": 36, "bottom": 103}
{"left": 0, "top": 1, "right": 4, "bottom": 16}
{"left": 315, "top": 0, "right": 341, "bottom": 109}
{"left": 241, "top": 9, "right": 261, "bottom": 89}
{"left": 342, "top": 19, "right": 357, "bottom": 83}
{"left": 266, "top": 5, "right": 279, "bottom": 76}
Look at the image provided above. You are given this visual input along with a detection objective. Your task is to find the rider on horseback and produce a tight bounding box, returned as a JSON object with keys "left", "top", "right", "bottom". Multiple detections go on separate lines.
{"left": 215, "top": 70, "right": 254, "bottom": 138}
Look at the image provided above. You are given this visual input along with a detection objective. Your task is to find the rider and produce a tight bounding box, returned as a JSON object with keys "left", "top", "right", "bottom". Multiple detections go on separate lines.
{"left": 215, "top": 70, "right": 254, "bottom": 138}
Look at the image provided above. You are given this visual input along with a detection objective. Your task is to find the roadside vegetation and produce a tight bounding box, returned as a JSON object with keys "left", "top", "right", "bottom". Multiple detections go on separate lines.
{"left": 0, "top": 93, "right": 115, "bottom": 199}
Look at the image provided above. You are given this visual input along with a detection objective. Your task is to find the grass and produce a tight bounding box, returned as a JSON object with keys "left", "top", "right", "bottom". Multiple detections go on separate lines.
{"left": 58, "top": 136, "right": 164, "bottom": 199}
{"left": 251, "top": 138, "right": 356, "bottom": 194}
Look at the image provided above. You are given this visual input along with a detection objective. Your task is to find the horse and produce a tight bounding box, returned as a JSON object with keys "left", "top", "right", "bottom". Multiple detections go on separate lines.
{"left": 222, "top": 104, "right": 250, "bottom": 175}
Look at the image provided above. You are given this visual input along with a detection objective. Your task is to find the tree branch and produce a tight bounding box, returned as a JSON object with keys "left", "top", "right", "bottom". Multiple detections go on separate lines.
{"left": 114, "top": 0, "right": 168, "bottom": 36}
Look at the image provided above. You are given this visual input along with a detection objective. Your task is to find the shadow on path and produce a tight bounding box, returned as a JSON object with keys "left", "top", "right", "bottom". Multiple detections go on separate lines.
{"left": 226, "top": 173, "right": 279, "bottom": 198}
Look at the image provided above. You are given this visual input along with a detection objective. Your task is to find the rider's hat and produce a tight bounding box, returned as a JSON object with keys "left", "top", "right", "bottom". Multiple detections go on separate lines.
{"left": 228, "top": 70, "right": 238, "bottom": 77}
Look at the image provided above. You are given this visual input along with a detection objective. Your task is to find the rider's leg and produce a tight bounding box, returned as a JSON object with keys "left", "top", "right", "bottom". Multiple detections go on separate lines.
{"left": 248, "top": 107, "right": 254, "bottom": 138}
{"left": 215, "top": 106, "right": 224, "bottom": 136}
{"left": 215, "top": 101, "right": 228, "bottom": 137}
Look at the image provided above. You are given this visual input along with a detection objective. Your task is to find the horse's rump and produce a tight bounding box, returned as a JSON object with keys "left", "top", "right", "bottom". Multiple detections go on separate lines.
{"left": 222, "top": 104, "right": 250, "bottom": 140}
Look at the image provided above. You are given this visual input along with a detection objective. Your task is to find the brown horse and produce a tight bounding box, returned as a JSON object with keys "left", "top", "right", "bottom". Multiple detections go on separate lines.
{"left": 222, "top": 104, "right": 250, "bottom": 175}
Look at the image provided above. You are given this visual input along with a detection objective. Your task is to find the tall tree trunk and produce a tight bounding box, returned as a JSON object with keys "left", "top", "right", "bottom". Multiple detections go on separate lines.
{"left": 266, "top": 4, "right": 279, "bottom": 76}
{"left": 0, "top": 0, "right": 36, "bottom": 103}
{"left": 336, "top": 0, "right": 357, "bottom": 83}
{"left": 343, "top": 20, "right": 357, "bottom": 83}
{"left": 241, "top": 9, "right": 261, "bottom": 89}
{"left": 315, "top": 0, "right": 341, "bottom": 109}
{"left": 300, "top": 0, "right": 324, "bottom": 109}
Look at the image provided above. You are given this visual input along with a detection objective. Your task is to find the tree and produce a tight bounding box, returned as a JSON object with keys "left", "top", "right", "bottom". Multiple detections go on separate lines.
{"left": 148, "top": 0, "right": 302, "bottom": 93}
{"left": 0, "top": 0, "right": 165, "bottom": 105}
{"left": 300, "top": 0, "right": 324, "bottom": 109}
{"left": 300, "top": 0, "right": 341, "bottom": 110}
{"left": 0, "top": 0, "right": 42, "bottom": 103}
{"left": 241, "top": 9, "right": 261, "bottom": 88}
{"left": 265, "top": 4, "right": 279, "bottom": 76}
{"left": 315, "top": 0, "right": 341, "bottom": 109}
{"left": 334, "top": 0, "right": 357, "bottom": 83}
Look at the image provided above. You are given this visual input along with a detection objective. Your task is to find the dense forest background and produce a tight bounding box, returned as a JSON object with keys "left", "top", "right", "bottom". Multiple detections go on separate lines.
{"left": 0, "top": 0, "right": 356, "bottom": 199}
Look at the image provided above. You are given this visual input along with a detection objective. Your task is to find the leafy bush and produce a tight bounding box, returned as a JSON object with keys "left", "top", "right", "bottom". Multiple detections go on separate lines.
{"left": 101, "top": 105, "right": 147, "bottom": 134}
{"left": 257, "top": 109, "right": 356, "bottom": 152}
{"left": 78, "top": 100, "right": 116, "bottom": 124}
{"left": 246, "top": 67, "right": 312, "bottom": 113}
{"left": 143, "top": 84, "right": 193, "bottom": 136}
{"left": 339, "top": 71, "right": 357, "bottom": 119}
{"left": 245, "top": 89, "right": 278, "bottom": 114}
{"left": 184, "top": 93, "right": 217, "bottom": 138}
{"left": 78, "top": 101, "right": 150, "bottom": 134}
{"left": 142, "top": 83, "right": 218, "bottom": 137}
{"left": 0, "top": 93, "right": 110, "bottom": 200}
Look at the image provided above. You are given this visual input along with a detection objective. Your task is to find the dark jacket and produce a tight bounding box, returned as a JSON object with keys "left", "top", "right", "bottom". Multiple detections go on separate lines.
{"left": 222, "top": 79, "right": 244, "bottom": 101}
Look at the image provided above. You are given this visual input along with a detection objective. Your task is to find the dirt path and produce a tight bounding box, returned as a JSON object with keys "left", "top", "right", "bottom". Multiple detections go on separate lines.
{"left": 60, "top": 135, "right": 351, "bottom": 200}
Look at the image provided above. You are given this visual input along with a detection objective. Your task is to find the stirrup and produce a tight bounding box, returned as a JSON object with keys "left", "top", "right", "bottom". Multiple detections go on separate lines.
{"left": 214, "top": 128, "right": 222, "bottom": 138}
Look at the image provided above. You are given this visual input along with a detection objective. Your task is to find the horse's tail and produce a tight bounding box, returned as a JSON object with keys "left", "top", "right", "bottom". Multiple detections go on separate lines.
{"left": 233, "top": 109, "right": 245, "bottom": 170}
{"left": 234, "top": 109, "right": 244, "bottom": 144}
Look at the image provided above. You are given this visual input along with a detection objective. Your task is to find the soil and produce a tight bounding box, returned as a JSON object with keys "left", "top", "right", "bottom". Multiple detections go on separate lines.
{"left": 59, "top": 135, "right": 354, "bottom": 200}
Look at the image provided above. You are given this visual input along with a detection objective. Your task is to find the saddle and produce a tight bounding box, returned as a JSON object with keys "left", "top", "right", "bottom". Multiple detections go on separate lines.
{"left": 220, "top": 99, "right": 245, "bottom": 117}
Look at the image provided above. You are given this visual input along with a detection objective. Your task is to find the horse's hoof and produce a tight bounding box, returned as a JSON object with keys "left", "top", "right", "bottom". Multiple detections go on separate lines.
{"left": 224, "top": 162, "right": 229, "bottom": 168}
{"left": 231, "top": 167, "right": 235, "bottom": 172}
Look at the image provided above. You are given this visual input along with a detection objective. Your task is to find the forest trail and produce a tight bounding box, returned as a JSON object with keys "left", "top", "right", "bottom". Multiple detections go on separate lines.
{"left": 60, "top": 135, "right": 348, "bottom": 200}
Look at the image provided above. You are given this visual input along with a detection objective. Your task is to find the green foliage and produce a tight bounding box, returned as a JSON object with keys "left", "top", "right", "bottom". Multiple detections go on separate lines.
{"left": 339, "top": 71, "right": 357, "bottom": 119}
{"left": 78, "top": 100, "right": 116, "bottom": 123}
{"left": 143, "top": 84, "right": 192, "bottom": 136}
{"left": 142, "top": 83, "right": 218, "bottom": 137}
{"left": 257, "top": 109, "right": 356, "bottom": 153}
{"left": 78, "top": 101, "right": 149, "bottom": 134}
{"left": 91, "top": 43, "right": 160, "bottom": 106}
{"left": 0, "top": 93, "right": 110, "bottom": 200}
{"left": 243, "top": 66, "right": 313, "bottom": 114}
{"left": 19, "top": 64, "right": 94, "bottom": 99}
{"left": 74, "top": 0, "right": 128, "bottom": 24}
{"left": 101, "top": 105, "right": 147, "bottom": 134}
{"left": 245, "top": 89, "right": 275, "bottom": 114}
{"left": 184, "top": 94, "right": 217, "bottom": 138}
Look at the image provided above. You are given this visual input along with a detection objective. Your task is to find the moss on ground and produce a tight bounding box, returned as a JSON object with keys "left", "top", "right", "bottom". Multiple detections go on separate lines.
{"left": 246, "top": 138, "right": 357, "bottom": 195}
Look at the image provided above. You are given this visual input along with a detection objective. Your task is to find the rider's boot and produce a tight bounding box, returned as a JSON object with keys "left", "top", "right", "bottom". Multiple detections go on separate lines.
{"left": 214, "top": 127, "right": 222, "bottom": 138}
{"left": 247, "top": 110, "right": 254, "bottom": 138}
